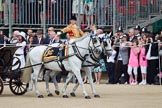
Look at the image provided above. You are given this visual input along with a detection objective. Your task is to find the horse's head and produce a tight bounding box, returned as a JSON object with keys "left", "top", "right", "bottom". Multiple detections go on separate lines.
{"left": 101, "top": 33, "right": 112, "bottom": 57}
{"left": 88, "top": 34, "right": 102, "bottom": 61}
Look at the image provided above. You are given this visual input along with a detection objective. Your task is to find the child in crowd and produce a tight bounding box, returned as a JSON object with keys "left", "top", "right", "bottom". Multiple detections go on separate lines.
{"left": 139, "top": 39, "right": 147, "bottom": 85}
{"left": 128, "top": 40, "right": 140, "bottom": 85}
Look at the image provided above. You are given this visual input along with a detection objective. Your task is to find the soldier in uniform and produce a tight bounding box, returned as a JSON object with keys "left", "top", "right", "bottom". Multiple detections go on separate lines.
{"left": 61, "top": 15, "right": 84, "bottom": 43}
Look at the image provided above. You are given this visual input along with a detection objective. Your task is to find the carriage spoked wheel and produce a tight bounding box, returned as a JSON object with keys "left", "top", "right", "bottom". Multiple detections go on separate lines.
{"left": 0, "top": 78, "right": 4, "bottom": 95}
{"left": 9, "top": 78, "right": 28, "bottom": 95}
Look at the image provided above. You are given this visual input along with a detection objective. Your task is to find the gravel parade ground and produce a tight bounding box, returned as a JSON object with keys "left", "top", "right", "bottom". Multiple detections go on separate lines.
{"left": 0, "top": 82, "right": 162, "bottom": 108}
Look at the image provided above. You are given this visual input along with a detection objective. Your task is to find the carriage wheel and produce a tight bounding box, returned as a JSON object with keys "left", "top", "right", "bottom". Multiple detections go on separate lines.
{"left": 9, "top": 78, "right": 27, "bottom": 95}
{"left": 0, "top": 78, "right": 4, "bottom": 95}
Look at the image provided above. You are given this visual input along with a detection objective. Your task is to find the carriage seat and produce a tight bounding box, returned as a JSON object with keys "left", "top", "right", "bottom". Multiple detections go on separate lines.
{"left": 43, "top": 45, "right": 68, "bottom": 62}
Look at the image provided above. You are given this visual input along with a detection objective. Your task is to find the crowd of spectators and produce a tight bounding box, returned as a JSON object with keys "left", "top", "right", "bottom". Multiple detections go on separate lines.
{"left": 0, "top": 0, "right": 161, "bottom": 85}
{"left": 1, "top": 24, "right": 162, "bottom": 85}
{"left": 106, "top": 26, "right": 162, "bottom": 85}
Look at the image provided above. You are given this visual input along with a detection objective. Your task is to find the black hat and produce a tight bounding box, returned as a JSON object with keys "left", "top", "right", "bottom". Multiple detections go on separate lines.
{"left": 36, "top": 30, "right": 43, "bottom": 35}
{"left": 134, "top": 25, "right": 141, "bottom": 31}
{"left": 141, "top": 27, "right": 149, "bottom": 33}
{"left": 70, "top": 16, "right": 77, "bottom": 20}
{"left": 117, "top": 26, "right": 123, "bottom": 32}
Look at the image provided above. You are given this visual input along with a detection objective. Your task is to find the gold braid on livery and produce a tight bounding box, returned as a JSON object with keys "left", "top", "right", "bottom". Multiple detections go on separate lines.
{"left": 61, "top": 24, "right": 84, "bottom": 38}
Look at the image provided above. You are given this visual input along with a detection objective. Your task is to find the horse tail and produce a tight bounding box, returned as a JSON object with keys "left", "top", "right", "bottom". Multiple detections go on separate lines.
{"left": 21, "top": 53, "right": 32, "bottom": 83}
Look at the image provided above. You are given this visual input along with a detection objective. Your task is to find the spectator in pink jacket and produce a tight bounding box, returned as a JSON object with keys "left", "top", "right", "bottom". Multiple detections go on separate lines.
{"left": 139, "top": 39, "right": 148, "bottom": 85}
{"left": 128, "top": 39, "right": 140, "bottom": 85}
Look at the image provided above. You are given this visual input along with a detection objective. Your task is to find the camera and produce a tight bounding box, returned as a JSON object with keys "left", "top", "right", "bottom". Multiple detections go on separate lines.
{"left": 147, "top": 38, "right": 151, "bottom": 43}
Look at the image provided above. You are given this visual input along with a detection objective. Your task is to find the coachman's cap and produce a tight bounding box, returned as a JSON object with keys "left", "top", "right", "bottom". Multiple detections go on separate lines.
{"left": 70, "top": 16, "right": 77, "bottom": 20}
{"left": 117, "top": 26, "right": 123, "bottom": 32}
{"left": 134, "top": 25, "right": 141, "bottom": 31}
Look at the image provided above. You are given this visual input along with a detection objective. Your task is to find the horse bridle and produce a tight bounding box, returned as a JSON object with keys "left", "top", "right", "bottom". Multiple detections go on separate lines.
{"left": 72, "top": 36, "right": 101, "bottom": 62}
{"left": 102, "top": 37, "right": 112, "bottom": 56}
{"left": 88, "top": 37, "right": 101, "bottom": 62}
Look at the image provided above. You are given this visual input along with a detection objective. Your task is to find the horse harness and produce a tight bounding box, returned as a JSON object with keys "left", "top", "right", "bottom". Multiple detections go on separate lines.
{"left": 57, "top": 37, "right": 102, "bottom": 72}
{"left": 22, "top": 36, "right": 102, "bottom": 73}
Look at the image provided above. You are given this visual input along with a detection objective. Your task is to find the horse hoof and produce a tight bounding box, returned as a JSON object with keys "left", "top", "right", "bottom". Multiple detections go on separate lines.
{"left": 48, "top": 93, "right": 53, "bottom": 97}
{"left": 63, "top": 95, "right": 69, "bottom": 98}
{"left": 38, "top": 95, "right": 44, "bottom": 98}
{"left": 85, "top": 96, "right": 91, "bottom": 99}
{"left": 94, "top": 94, "right": 100, "bottom": 98}
{"left": 70, "top": 92, "right": 76, "bottom": 97}
{"left": 55, "top": 90, "right": 60, "bottom": 95}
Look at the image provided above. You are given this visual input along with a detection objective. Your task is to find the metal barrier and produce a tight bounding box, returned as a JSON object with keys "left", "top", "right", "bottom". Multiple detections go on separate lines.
{"left": 0, "top": 0, "right": 161, "bottom": 37}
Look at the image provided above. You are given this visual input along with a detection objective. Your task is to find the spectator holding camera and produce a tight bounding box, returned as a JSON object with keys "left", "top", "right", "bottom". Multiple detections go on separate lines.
{"left": 128, "top": 28, "right": 137, "bottom": 42}
{"left": 145, "top": 32, "right": 159, "bottom": 84}
{"left": 107, "top": 45, "right": 116, "bottom": 84}
{"left": 114, "top": 34, "right": 129, "bottom": 84}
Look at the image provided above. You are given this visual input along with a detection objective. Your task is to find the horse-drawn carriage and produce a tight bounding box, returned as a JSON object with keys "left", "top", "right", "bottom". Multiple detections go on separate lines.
{"left": 0, "top": 33, "right": 112, "bottom": 98}
{"left": 0, "top": 46, "right": 27, "bottom": 95}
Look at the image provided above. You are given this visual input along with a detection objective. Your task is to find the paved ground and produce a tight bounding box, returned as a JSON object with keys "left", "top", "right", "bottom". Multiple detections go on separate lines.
{"left": 0, "top": 82, "right": 162, "bottom": 108}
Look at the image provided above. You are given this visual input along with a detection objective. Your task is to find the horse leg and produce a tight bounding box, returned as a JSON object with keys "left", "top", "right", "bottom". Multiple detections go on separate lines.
{"left": 27, "top": 73, "right": 34, "bottom": 92}
{"left": 73, "top": 69, "right": 91, "bottom": 99}
{"left": 32, "top": 66, "right": 44, "bottom": 98}
{"left": 62, "top": 72, "right": 74, "bottom": 98}
{"left": 86, "top": 67, "right": 100, "bottom": 98}
{"left": 70, "top": 82, "right": 79, "bottom": 97}
{"left": 51, "top": 72, "right": 60, "bottom": 95}
{"left": 44, "top": 70, "right": 53, "bottom": 97}
{"left": 70, "top": 72, "right": 85, "bottom": 97}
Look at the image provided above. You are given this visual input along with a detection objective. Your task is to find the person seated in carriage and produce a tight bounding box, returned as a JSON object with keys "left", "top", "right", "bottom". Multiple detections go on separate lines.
{"left": 12, "top": 32, "right": 27, "bottom": 71}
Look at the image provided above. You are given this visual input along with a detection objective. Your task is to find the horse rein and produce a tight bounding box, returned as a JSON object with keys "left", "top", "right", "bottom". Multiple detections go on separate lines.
{"left": 101, "top": 37, "right": 112, "bottom": 57}
{"left": 72, "top": 37, "right": 102, "bottom": 62}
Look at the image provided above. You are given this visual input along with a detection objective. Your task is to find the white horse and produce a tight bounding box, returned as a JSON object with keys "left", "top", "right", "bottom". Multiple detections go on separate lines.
{"left": 66, "top": 33, "right": 113, "bottom": 97}
{"left": 44, "top": 33, "right": 112, "bottom": 98}
{"left": 22, "top": 34, "right": 102, "bottom": 98}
